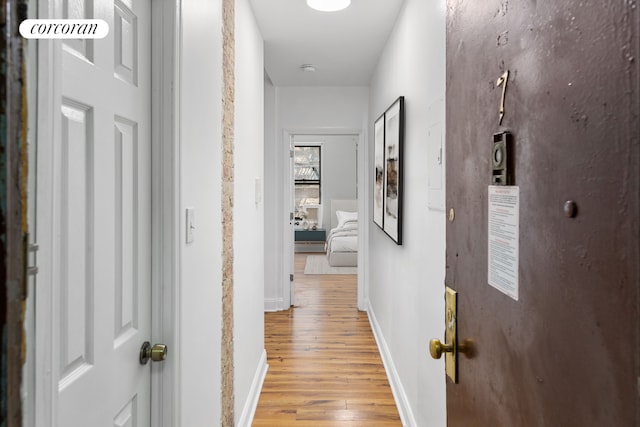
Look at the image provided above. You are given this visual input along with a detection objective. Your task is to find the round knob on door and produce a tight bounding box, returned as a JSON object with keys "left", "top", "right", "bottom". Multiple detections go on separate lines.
{"left": 150, "top": 344, "right": 167, "bottom": 362}
{"left": 139, "top": 341, "right": 168, "bottom": 365}
{"left": 429, "top": 339, "right": 453, "bottom": 359}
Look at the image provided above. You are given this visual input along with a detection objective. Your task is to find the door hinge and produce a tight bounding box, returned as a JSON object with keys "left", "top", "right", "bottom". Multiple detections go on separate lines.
{"left": 27, "top": 242, "right": 39, "bottom": 276}
{"left": 290, "top": 149, "right": 294, "bottom": 158}
{"left": 290, "top": 274, "right": 294, "bottom": 282}
{"left": 22, "top": 235, "right": 38, "bottom": 297}
{"left": 290, "top": 212, "right": 294, "bottom": 221}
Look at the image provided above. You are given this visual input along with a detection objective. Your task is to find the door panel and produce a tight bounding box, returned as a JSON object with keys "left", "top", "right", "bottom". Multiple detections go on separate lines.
{"left": 57, "top": 100, "right": 94, "bottom": 388}
{"left": 445, "top": 1, "right": 638, "bottom": 425}
{"left": 39, "top": 0, "right": 152, "bottom": 425}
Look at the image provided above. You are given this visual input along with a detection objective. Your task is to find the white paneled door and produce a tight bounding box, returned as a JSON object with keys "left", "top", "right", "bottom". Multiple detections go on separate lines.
{"left": 38, "top": 0, "right": 152, "bottom": 425}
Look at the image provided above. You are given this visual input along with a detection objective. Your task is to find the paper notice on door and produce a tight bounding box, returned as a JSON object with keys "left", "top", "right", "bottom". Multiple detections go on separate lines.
{"left": 488, "top": 186, "right": 519, "bottom": 301}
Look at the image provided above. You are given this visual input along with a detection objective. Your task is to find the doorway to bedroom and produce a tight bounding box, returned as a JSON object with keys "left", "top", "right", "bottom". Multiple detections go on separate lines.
{"left": 291, "top": 134, "right": 359, "bottom": 298}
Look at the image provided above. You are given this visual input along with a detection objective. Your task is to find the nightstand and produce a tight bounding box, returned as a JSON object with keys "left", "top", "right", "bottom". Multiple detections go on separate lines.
{"left": 294, "top": 228, "right": 326, "bottom": 252}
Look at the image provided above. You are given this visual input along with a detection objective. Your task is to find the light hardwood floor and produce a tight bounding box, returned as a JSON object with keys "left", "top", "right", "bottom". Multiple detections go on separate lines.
{"left": 253, "top": 253, "right": 402, "bottom": 426}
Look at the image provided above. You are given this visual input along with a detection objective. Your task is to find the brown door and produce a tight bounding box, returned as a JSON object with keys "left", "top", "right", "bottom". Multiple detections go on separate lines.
{"left": 445, "top": 1, "right": 639, "bottom": 426}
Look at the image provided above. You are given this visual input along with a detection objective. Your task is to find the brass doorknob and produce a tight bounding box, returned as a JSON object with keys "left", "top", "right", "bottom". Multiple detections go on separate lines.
{"left": 139, "top": 341, "right": 168, "bottom": 365}
{"left": 429, "top": 339, "right": 453, "bottom": 359}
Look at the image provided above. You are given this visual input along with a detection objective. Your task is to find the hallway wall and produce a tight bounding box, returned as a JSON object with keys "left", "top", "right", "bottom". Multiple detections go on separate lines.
{"left": 180, "top": 1, "right": 265, "bottom": 425}
{"left": 233, "top": 0, "right": 267, "bottom": 423}
{"left": 367, "top": 0, "right": 447, "bottom": 425}
{"left": 263, "top": 77, "right": 281, "bottom": 310}
{"left": 263, "top": 86, "right": 368, "bottom": 311}
{"left": 179, "top": 1, "right": 224, "bottom": 425}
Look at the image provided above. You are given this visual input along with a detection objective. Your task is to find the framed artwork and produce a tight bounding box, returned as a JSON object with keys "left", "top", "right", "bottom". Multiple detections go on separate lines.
{"left": 373, "top": 113, "right": 385, "bottom": 230}
{"left": 381, "top": 96, "right": 404, "bottom": 244}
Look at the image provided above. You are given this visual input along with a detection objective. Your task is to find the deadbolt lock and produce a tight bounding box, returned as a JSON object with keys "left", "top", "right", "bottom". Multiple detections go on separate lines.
{"left": 139, "top": 341, "right": 168, "bottom": 365}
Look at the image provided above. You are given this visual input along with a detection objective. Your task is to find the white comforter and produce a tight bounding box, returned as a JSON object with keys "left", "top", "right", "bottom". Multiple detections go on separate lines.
{"left": 326, "top": 219, "right": 358, "bottom": 253}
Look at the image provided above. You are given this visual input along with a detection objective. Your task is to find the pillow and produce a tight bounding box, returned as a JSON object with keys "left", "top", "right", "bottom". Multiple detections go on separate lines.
{"left": 336, "top": 210, "right": 357, "bottom": 229}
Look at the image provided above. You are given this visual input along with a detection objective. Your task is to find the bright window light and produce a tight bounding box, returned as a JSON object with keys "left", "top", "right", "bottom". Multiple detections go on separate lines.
{"left": 306, "top": 0, "right": 351, "bottom": 12}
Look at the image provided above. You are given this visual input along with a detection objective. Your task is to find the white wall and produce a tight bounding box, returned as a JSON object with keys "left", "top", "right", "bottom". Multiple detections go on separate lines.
{"left": 179, "top": 1, "right": 223, "bottom": 425}
{"left": 233, "top": 0, "right": 267, "bottom": 424}
{"left": 367, "top": 0, "right": 447, "bottom": 425}
{"left": 180, "top": 2, "right": 267, "bottom": 425}
{"left": 263, "top": 86, "right": 368, "bottom": 311}
{"left": 263, "top": 77, "right": 280, "bottom": 311}
{"left": 278, "top": 87, "right": 369, "bottom": 130}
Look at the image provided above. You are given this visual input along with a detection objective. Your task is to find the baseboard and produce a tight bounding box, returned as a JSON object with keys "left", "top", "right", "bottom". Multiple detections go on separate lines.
{"left": 367, "top": 303, "right": 417, "bottom": 427}
{"left": 264, "top": 297, "right": 283, "bottom": 312}
{"left": 237, "top": 349, "right": 269, "bottom": 427}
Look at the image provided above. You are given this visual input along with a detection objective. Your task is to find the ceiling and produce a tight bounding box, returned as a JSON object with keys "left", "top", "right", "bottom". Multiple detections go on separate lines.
{"left": 249, "top": 0, "right": 405, "bottom": 86}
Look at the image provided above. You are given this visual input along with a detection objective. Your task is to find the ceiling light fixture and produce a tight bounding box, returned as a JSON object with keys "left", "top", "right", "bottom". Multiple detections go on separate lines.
{"left": 300, "top": 64, "right": 316, "bottom": 72}
{"left": 306, "top": 0, "right": 351, "bottom": 12}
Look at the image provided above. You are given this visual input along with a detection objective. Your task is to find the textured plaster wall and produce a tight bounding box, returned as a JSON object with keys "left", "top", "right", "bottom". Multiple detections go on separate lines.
{"left": 221, "top": 0, "right": 236, "bottom": 424}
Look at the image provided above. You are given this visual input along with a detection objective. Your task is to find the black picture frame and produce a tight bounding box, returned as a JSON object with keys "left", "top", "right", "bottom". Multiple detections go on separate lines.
{"left": 373, "top": 112, "right": 385, "bottom": 230}
{"left": 373, "top": 96, "right": 404, "bottom": 245}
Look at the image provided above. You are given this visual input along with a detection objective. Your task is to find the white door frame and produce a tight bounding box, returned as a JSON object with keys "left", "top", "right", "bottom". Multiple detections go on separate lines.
{"left": 150, "top": 1, "right": 181, "bottom": 426}
{"left": 282, "top": 128, "right": 367, "bottom": 311}
{"left": 31, "top": 0, "right": 181, "bottom": 425}
{"left": 287, "top": 133, "right": 295, "bottom": 307}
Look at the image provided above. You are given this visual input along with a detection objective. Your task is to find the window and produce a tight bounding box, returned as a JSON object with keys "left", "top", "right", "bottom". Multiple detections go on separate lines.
{"left": 294, "top": 145, "right": 321, "bottom": 218}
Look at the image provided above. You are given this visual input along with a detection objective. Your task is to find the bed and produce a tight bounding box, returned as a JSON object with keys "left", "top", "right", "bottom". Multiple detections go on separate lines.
{"left": 326, "top": 200, "right": 358, "bottom": 267}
